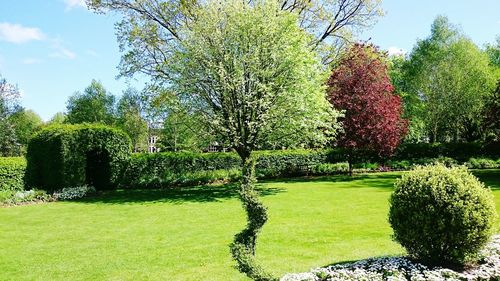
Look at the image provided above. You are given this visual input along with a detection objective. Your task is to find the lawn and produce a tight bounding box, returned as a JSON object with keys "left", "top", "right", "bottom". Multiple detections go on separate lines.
{"left": 1, "top": 170, "right": 499, "bottom": 281}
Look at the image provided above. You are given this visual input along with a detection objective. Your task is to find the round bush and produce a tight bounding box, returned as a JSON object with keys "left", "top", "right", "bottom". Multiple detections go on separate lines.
{"left": 389, "top": 164, "right": 497, "bottom": 266}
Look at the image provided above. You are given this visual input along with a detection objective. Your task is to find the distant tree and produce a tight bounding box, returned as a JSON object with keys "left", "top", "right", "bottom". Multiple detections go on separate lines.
{"left": 403, "top": 16, "right": 496, "bottom": 142}
{"left": 9, "top": 109, "right": 43, "bottom": 153}
{"left": 484, "top": 81, "right": 500, "bottom": 141}
{"left": 485, "top": 36, "right": 500, "bottom": 68}
{"left": 160, "top": 108, "right": 213, "bottom": 152}
{"left": 66, "top": 80, "right": 116, "bottom": 125}
{"left": 328, "top": 43, "right": 408, "bottom": 173}
{"left": 116, "top": 88, "right": 148, "bottom": 152}
{"left": 388, "top": 55, "right": 426, "bottom": 143}
{"left": 0, "top": 74, "right": 21, "bottom": 156}
{"left": 46, "top": 112, "right": 66, "bottom": 126}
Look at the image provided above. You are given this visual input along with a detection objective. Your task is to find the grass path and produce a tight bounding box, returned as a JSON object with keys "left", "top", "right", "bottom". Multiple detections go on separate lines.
{"left": 0, "top": 170, "right": 498, "bottom": 280}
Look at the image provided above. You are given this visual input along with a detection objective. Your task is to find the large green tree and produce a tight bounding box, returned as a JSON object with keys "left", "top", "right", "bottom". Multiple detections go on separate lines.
{"left": 8, "top": 109, "right": 43, "bottom": 153}
{"left": 116, "top": 88, "right": 148, "bottom": 152}
{"left": 89, "top": 0, "right": 341, "bottom": 279}
{"left": 66, "top": 80, "right": 116, "bottom": 125}
{"left": 402, "top": 16, "right": 496, "bottom": 142}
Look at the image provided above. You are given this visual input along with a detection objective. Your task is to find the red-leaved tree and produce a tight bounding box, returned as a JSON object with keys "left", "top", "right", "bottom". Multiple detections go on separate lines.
{"left": 327, "top": 43, "right": 408, "bottom": 173}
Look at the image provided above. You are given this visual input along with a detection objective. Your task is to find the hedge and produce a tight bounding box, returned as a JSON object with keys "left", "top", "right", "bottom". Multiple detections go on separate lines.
{"left": 120, "top": 149, "right": 332, "bottom": 188}
{"left": 26, "top": 124, "right": 131, "bottom": 192}
{"left": 0, "top": 157, "right": 26, "bottom": 192}
{"left": 119, "top": 142, "right": 500, "bottom": 189}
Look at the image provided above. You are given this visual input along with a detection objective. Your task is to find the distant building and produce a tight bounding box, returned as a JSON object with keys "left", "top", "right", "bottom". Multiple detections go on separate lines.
{"left": 148, "top": 135, "right": 160, "bottom": 153}
{"left": 204, "top": 141, "right": 228, "bottom": 153}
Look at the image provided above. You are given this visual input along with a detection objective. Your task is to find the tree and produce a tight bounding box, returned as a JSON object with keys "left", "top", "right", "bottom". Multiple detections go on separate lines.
{"left": 87, "top": 0, "right": 382, "bottom": 80}
{"left": 328, "top": 43, "right": 408, "bottom": 173}
{"left": 160, "top": 108, "right": 213, "bottom": 152}
{"left": 388, "top": 55, "right": 426, "bottom": 143}
{"left": 91, "top": 1, "right": 341, "bottom": 279}
{"left": 484, "top": 81, "right": 500, "bottom": 141}
{"left": 169, "top": 3, "right": 339, "bottom": 279}
{"left": 8, "top": 109, "right": 43, "bottom": 153}
{"left": 0, "top": 74, "right": 21, "bottom": 156}
{"left": 46, "top": 112, "right": 66, "bottom": 126}
{"left": 116, "top": 88, "right": 148, "bottom": 152}
{"left": 66, "top": 80, "right": 116, "bottom": 125}
{"left": 402, "top": 16, "right": 496, "bottom": 142}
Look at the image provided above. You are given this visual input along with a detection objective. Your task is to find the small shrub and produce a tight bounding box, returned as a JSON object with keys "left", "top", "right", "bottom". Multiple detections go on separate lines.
{"left": 1, "top": 189, "right": 53, "bottom": 205}
{"left": 311, "top": 163, "right": 349, "bottom": 175}
{"left": 432, "top": 156, "right": 458, "bottom": 167}
{"left": 0, "top": 157, "right": 26, "bottom": 191}
{"left": 54, "top": 185, "right": 96, "bottom": 200}
{"left": 386, "top": 160, "right": 411, "bottom": 170}
{"left": 389, "top": 164, "right": 497, "bottom": 266}
{"left": 466, "top": 158, "right": 499, "bottom": 169}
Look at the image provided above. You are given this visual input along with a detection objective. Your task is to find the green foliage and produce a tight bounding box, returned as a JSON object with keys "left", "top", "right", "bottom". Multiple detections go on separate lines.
{"left": 401, "top": 16, "right": 496, "bottom": 142}
{"left": 121, "top": 150, "right": 334, "bottom": 188}
{"left": 8, "top": 109, "right": 43, "bottom": 154}
{"left": 311, "top": 163, "right": 349, "bottom": 175}
{"left": 66, "top": 80, "right": 116, "bottom": 125}
{"left": 389, "top": 164, "right": 497, "bottom": 265}
{"left": 0, "top": 189, "right": 52, "bottom": 205}
{"left": 26, "top": 124, "right": 131, "bottom": 192}
{"left": 116, "top": 88, "right": 148, "bottom": 152}
{"left": 0, "top": 157, "right": 26, "bottom": 191}
{"left": 393, "top": 142, "right": 500, "bottom": 161}
{"left": 466, "top": 158, "right": 500, "bottom": 169}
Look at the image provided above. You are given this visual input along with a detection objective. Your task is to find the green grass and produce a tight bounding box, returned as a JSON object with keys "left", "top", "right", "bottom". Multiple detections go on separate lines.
{"left": 0, "top": 170, "right": 499, "bottom": 281}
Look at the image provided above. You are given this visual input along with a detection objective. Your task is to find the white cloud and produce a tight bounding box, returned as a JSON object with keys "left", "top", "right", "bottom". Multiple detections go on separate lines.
{"left": 49, "top": 38, "right": 77, "bottom": 60}
{"left": 387, "top": 46, "right": 406, "bottom": 56}
{"left": 22, "top": 58, "right": 44, "bottom": 65}
{"left": 0, "top": 22, "right": 45, "bottom": 44}
{"left": 49, "top": 47, "right": 76, "bottom": 59}
{"left": 64, "top": 0, "right": 87, "bottom": 10}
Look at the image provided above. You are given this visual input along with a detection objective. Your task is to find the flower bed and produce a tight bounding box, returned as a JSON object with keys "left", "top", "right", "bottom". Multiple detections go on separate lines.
{"left": 281, "top": 235, "right": 500, "bottom": 281}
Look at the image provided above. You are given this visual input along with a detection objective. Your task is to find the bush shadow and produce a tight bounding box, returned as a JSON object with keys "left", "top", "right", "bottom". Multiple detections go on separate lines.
{"left": 472, "top": 169, "right": 500, "bottom": 190}
{"left": 76, "top": 183, "right": 285, "bottom": 205}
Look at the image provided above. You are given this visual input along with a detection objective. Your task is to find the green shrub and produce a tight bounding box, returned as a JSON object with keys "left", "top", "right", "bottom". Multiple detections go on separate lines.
{"left": 121, "top": 150, "right": 330, "bottom": 188}
{"left": 0, "top": 157, "right": 26, "bottom": 191}
{"left": 466, "top": 158, "right": 499, "bottom": 169}
{"left": 389, "top": 164, "right": 497, "bottom": 266}
{"left": 386, "top": 160, "right": 411, "bottom": 170}
{"left": 311, "top": 163, "right": 349, "bottom": 175}
{"left": 26, "top": 124, "right": 131, "bottom": 192}
{"left": 394, "top": 142, "right": 500, "bottom": 161}
{"left": 0, "top": 189, "right": 53, "bottom": 205}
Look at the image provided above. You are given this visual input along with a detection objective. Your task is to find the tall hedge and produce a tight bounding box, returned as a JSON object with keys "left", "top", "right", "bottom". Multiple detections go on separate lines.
{"left": 0, "top": 157, "right": 26, "bottom": 191}
{"left": 26, "top": 124, "right": 131, "bottom": 191}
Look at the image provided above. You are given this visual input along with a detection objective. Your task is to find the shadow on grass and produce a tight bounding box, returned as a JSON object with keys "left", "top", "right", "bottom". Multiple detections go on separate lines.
{"left": 262, "top": 172, "right": 401, "bottom": 189}
{"left": 472, "top": 169, "right": 500, "bottom": 190}
{"left": 77, "top": 183, "right": 285, "bottom": 205}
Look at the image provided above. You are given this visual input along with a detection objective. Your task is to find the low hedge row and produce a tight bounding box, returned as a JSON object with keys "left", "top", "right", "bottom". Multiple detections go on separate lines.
{"left": 120, "top": 150, "right": 331, "bottom": 188}
{"left": 0, "top": 157, "right": 26, "bottom": 192}
{"left": 1, "top": 142, "right": 498, "bottom": 191}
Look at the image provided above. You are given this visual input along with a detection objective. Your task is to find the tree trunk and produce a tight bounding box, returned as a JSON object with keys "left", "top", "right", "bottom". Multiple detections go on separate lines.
{"left": 230, "top": 148, "right": 276, "bottom": 281}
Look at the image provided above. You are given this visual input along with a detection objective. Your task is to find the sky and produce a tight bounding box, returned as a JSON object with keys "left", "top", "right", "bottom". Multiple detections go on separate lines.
{"left": 0, "top": 0, "right": 499, "bottom": 121}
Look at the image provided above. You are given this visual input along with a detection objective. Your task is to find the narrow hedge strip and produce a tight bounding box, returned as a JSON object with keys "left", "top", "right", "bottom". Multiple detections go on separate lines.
{"left": 0, "top": 157, "right": 26, "bottom": 192}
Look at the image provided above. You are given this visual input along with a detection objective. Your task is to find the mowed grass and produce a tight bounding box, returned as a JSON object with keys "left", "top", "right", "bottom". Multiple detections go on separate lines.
{"left": 0, "top": 170, "right": 499, "bottom": 281}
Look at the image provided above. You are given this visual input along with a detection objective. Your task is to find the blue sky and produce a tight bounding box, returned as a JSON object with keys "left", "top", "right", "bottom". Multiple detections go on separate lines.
{"left": 0, "top": 0, "right": 499, "bottom": 121}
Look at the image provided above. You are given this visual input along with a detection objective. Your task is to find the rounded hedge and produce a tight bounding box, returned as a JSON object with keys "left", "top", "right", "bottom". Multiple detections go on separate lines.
{"left": 26, "top": 124, "right": 131, "bottom": 192}
{"left": 389, "top": 164, "right": 497, "bottom": 266}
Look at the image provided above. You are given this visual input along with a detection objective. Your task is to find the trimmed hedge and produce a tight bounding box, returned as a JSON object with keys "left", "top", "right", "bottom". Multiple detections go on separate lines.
{"left": 389, "top": 164, "right": 497, "bottom": 265}
{"left": 26, "top": 124, "right": 131, "bottom": 192}
{"left": 393, "top": 142, "right": 500, "bottom": 161}
{"left": 0, "top": 157, "right": 26, "bottom": 191}
{"left": 120, "top": 149, "right": 332, "bottom": 188}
